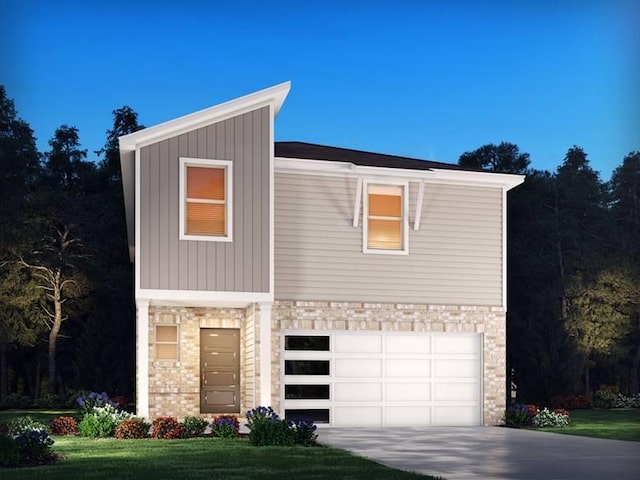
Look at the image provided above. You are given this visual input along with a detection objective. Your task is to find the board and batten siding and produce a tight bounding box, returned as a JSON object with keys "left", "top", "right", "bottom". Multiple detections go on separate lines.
{"left": 139, "top": 107, "right": 270, "bottom": 293}
{"left": 274, "top": 173, "right": 503, "bottom": 305}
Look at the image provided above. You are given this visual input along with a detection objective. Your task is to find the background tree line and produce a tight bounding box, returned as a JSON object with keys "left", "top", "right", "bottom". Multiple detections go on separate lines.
{"left": 1, "top": 85, "right": 638, "bottom": 407}
{"left": 459, "top": 143, "right": 640, "bottom": 402}
{"left": 0, "top": 85, "right": 141, "bottom": 406}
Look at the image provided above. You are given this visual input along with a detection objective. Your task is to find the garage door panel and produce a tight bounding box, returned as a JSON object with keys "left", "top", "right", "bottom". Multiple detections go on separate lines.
{"left": 386, "top": 406, "right": 431, "bottom": 426}
{"left": 335, "top": 335, "right": 381, "bottom": 353}
{"left": 386, "top": 382, "right": 430, "bottom": 401}
{"left": 386, "top": 359, "right": 431, "bottom": 377}
{"left": 434, "top": 359, "right": 477, "bottom": 378}
{"left": 282, "top": 332, "right": 481, "bottom": 427}
{"left": 335, "top": 383, "right": 382, "bottom": 402}
{"left": 434, "top": 383, "right": 479, "bottom": 401}
{"left": 335, "top": 358, "right": 382, "bottom": 377}
{"left": 334, "top": 406, "right": 382, "bottom": 426}
{"left": 385, "top": 335, "right": 430, "bottom": 354}
{"left": 433, "top": 406, "right": 480, "bottom": 426}
{"left": 434, "top": 336, "right": 479, "bottom": 355}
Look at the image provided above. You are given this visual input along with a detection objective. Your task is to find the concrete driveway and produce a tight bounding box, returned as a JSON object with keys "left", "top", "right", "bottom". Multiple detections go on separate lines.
{"left": 318, "top": 427, "right": 640, "bottom": 480}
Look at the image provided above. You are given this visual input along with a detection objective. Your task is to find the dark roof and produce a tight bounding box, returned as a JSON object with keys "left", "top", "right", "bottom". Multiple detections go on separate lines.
{"left": 275, "top": 141, "right": 481, "bottom": 172}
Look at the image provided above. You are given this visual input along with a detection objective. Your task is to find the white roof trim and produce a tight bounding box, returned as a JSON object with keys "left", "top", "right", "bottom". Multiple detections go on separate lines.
{"left": 275, "top": 157, "right": 525, "bottom": 190}
{"left": 119, "top": 81, "right": 291, "bottom": 152}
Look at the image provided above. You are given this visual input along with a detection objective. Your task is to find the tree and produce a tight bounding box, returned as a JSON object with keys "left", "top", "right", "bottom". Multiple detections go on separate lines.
{"left": 610, "top": 152, "right": 640, "bottom": 392}
{"left": 42, "top": 125, "right": 88, "bottom": 189}
{"left": 18, "top": 225, "right": 87, "bottom": 395}
{"left": 566, "top": 271, "right": 633, "bottom": 394}
{"left": 97, "top": 106, "right": 143, "bottom": 183}
{"left": 0, "top": 261, "right": 47, "bottom": 404}
{"left": 0, "top": 86, "right": 43, "bottom": 404}
{"left": 458, "top": 142, "right": 531, "bottom": 174}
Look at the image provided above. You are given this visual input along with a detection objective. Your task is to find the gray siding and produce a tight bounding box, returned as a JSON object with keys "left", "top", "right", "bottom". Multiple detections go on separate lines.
{"left": 139, "top": 107, "right": 270, "bottom": 292}
{"left": 274, "top": 173, "right": 503, "bottom": 305}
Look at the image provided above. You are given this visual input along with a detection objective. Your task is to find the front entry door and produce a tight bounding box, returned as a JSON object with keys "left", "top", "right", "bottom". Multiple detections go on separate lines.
{"left": 200, "top": 329, "right": 240, "bottom": 413}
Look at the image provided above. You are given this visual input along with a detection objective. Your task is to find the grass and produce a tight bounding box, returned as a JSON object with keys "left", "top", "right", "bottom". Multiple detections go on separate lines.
{"left": 0, "top": 409, "right": 439, "bottom": 479}
{"left": 535, "top": 408, "right": 640, "bottom": 442}
{"left": 0, "top": 409, "right": 79, "bottom": 425}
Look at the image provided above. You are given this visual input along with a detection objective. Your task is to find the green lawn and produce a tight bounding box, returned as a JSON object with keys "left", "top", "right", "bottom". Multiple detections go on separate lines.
{"left": 0, "top": 410, "right": 439, "bottom": 479}
{"left": 0, "top": 409, "right": 79, "bottom": 425}
{"left": 0, "top": 436, "right": 440, "bottom": 480}
{"left": 535, "top": 408, "right": 640, "bottom": 442}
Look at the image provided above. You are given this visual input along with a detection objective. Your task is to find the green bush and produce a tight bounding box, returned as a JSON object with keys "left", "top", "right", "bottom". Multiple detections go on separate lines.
{"left": 114, "top": 419, "right": 149, "bottom": 439}
{"left": 594, "top": 390, "right": 617, "bottom": 408}
{"left": 182, "top": 416, "right": 208, "bottom": 438}
{"left": 7, "top": 416, "right": 48, "bottom": 436}
{"left": 151, "top": 416, "right": 184, "bottom": 439}
{"left": 210, "top": 415, "right": 240, "bottom": 438}
{"left": 14, "top": 430, "right": 58, "bottom": 466}
{"left": 290, "top": 419, "right": 318, "bottom": 446}
{"left": 1, "top": 393, "right": 33, "bottom": 409}
{"left": 246, "top": 406, "right": 295, "bottom": 446}
{"left": 0, "top": 435, "right": 20, "bottom": 468}
{"left": 503, "top": 404, "right": 538, "bottom": 428}
{"left": 532, "top": 408, "right": 569, "bottom": 427}
{"left": 50, "top": 416, "right": 79, "bottom": 436}
{"left": 614, "top": 393, "right": 640, "bottom": 408}
{"left": 78, "top": 404, "right": 136, "bottom": 438}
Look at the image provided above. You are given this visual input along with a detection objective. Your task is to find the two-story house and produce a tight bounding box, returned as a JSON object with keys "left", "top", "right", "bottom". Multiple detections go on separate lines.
{"left": 119, "top": 82, "right": 524, "bottom": 426}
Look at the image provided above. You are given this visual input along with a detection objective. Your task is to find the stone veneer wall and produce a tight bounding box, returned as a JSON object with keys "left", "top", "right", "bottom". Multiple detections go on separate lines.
{"left": 271, "top": 301, "right": 506, "bottom": 425}
{"left": 146, "top": 306, "right": 258, "bottom": 420}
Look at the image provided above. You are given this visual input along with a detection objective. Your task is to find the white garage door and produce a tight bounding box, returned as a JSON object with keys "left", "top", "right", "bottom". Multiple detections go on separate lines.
{"left": 282, "top": 331, "right": 481, "bottom": 426}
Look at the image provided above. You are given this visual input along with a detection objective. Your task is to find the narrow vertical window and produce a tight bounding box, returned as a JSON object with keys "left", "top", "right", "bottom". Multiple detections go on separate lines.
{"left": 180, "top": 158, "right": 233, "bottom": 241}
{"left": 365, "top": 183, "right": 407, "bottom": 253}
{"left": 156, "top": 325, "right": 178, "bottom": 361}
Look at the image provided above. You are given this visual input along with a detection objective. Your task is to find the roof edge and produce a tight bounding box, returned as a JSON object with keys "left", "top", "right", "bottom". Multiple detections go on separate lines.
{"left": 119, "top": 81, "right": 291, "bottom": 151}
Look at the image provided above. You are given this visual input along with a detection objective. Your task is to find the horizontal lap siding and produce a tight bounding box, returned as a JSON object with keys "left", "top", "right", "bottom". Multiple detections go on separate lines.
{"left": 274, "top": 173, "right": 502, "bottom": 305}
{"left": 139, "top": 107, "right": 270, "bottom": 292}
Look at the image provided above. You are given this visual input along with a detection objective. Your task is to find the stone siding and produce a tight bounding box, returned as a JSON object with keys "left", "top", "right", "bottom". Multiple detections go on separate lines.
{"left": 146, "top": 306, "right": 256, "bottom": 420}
{"left": 143, "top": 301, "right": 505, "bottom": 425}
{"left": 271, "top": 301, "right": 506, "bottom": 425}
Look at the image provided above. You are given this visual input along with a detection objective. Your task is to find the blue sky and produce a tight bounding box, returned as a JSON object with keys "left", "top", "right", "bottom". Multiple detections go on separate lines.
{"left": 3, "top": 0, "right": 638, "bottom": 179}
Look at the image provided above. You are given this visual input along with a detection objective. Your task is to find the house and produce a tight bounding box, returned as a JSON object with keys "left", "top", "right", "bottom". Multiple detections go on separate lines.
{"left": 118, "top": 82, "right": 524, "bottom": 427}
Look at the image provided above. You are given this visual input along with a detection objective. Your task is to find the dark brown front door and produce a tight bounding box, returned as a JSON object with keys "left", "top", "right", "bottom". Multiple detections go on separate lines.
{"left": 200, "top": 329, "right": 240, "bottom": 413}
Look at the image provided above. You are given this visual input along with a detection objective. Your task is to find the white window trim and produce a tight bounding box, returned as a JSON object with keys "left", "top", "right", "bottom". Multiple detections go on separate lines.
{"left": 363, "top": 180, "right": 409, "bottom": 255}
{"left": 179, "top": 157, "right": 233, "bottom": 242}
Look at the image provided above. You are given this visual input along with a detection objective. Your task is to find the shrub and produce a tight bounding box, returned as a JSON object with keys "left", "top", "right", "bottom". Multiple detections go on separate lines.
{"left": 0, "top": 435, "right": 20, "bottom": 468}
{"left": 14, "top": 429, "right": 58, "bottom": 466}
{"left": 182, "top": 416, "right": 208, "bottom": 438}
{"left": 533, "top": 408, "right": 569, "bottom": 427}
{"left": 2, "top": 393, "right": 32, "bottom": 409}
{"left": 7, "top": 416, "right": 48, "bottom": 436}
{"left": 50, "top": 416, "right": 78, "bottom": 436}
{"left": 290, "top": 418, "right": 318, "bottom": 446}
{"left": 151, "top": 416, "right": 184, "bottom": 439}
{"left": 246, "top": 406, "right": 297, "bottom": 446}
{"left": 210, "top": 415, "right": 240, "bottom": 438}
{"left": 594, "top": 390, "right": 617, "bottom": 409}
{"left": 550, "top": 394, "right": 593, "bottom": 410}
{"left": 77, "top": 405, "right": 134, "bottom": 437}
{"left": 503, "top": 404, "right": 537, "bottom": 428}
{"left": 614, "top": 393, "right": 640, "bottom": 408}
{"left": 76, "top": 391, "right": 116, "bottom": 414}
{"left": 552, "top": 408, "right": 570, "bottom": 418}
{"left": 115, "top": 419, "right": 149, "bottom": 439}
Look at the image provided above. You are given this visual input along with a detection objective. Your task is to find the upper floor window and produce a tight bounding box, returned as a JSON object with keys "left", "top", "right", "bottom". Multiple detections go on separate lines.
{"left": 364, "top": 182, "right": 408, "bottom": 254}
{"left": 179, "top": 158, "right": 233, "bottom": 241}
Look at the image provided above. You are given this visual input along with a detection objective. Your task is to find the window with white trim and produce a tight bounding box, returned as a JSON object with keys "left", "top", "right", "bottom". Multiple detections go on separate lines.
{"left": 179, "top": 157, "right": 233, "bottom": 241}
{"left": 363, "top": 182, "right": 408, "bottom": 254}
